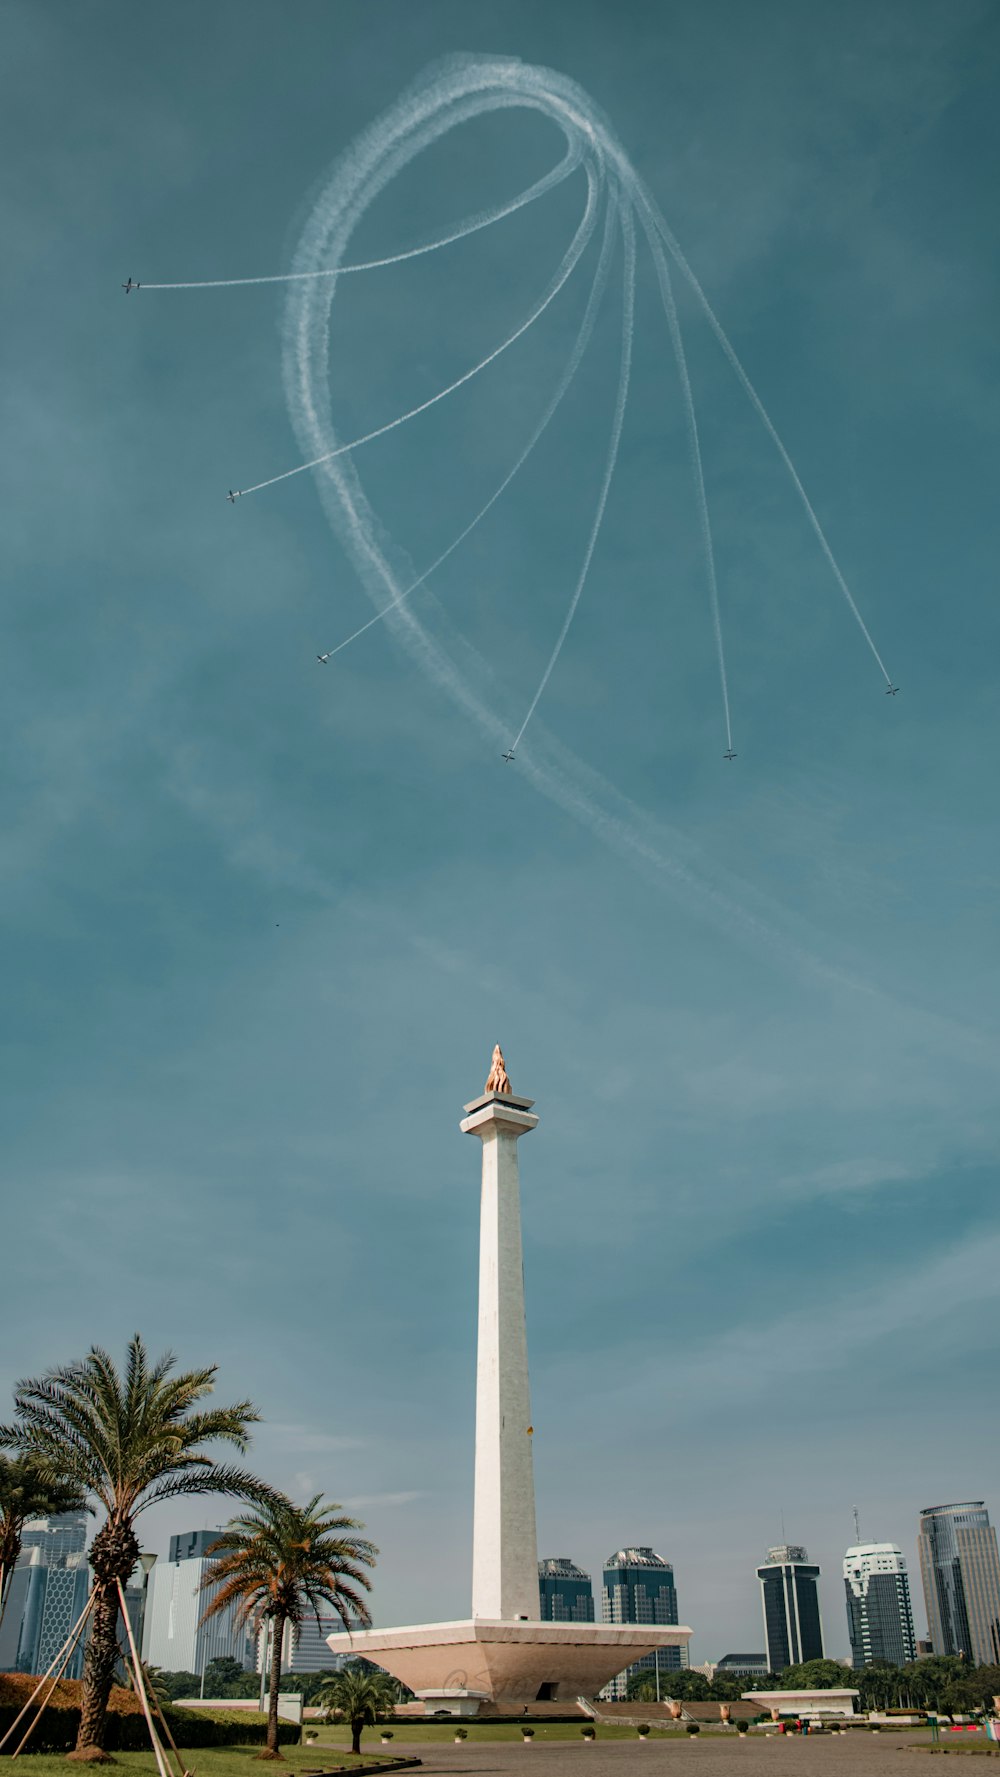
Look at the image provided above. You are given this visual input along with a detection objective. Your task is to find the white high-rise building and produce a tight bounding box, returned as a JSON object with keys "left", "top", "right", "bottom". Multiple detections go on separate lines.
{"left": 844, "top": 1543, "right": 916, "bottom": 1668}
{"left": 142, "top": 1531, "right": 253, "bottom": 1677}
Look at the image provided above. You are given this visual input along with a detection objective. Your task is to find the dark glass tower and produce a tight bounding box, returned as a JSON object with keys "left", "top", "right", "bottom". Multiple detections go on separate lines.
{"left": 602, "top": 1547, "right": 681, "bottom": 1699}
{"left": 538, "top": 1557, "right": 595, "bottom": 1622}
{"left": 918, "top": 1503, "right": 1000, "bottom": 1665}
{"left": 757, "top": 1544, "right": 824, "bottom": 1672}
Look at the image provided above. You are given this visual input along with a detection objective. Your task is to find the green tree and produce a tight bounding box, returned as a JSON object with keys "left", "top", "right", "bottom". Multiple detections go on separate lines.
{"left": 902, "top": 1655, "right": 968, "bottom": 1711}
{"left": 634, "top": 1669, "right": 710, "bottom": 1702}
{"left": 201, "top": 1495, "right": 376, "bottom": 1759}
{"left": 202, "top": 1656, "right": 258, "bottom": 1698}
{"left": 706, "top": 1672, "right": 746, "bottom": 1702}
{"left": 779, "top": 1659, "right": 853, "bottom": 1690}
{"left": 0, "top": 1453, "right": 87, "bottom": 1627}
{"left": 0, "top": 1335, "right": 274, "bottom": 1760}
{"left": 315, "top": 1663, "right": 399, "bottom": 1755}
{"left": 157, "top": 1672, "right": 201, "bottom": 1702}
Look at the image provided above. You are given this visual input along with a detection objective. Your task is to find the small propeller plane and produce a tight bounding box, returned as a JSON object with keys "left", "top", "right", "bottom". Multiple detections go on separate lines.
{"left": 885, "top": 684, "right": 899, "bottom": 696}
{"left": 317, "top": 652, "right": 332, "bottom": 664}
{"left": 226, "top": 489, "right": 240, "bottom": 504}
{"left": 501, "top": 749, "right": 516, "bottom": 763}
{"left": 723, "top": 749, "right": 737, "bottom": 761}
{"left": 121, "top": 277, "right": 139, "bottom": 294}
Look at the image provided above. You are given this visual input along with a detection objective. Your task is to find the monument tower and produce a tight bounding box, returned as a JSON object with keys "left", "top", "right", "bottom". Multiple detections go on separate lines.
{"left": 464, "top": 1046, "right": 539, "bottom": 1621}
{"left": 335, "top": 1049, "right": 692, "bottom": 1711}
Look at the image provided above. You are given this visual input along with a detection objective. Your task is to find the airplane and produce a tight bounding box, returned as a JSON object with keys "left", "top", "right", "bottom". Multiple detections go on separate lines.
{"left": 317, "top": 652, "right": 332, "bottom": 664}
{"left": 723, "top": 749, "right": 737, "bottom": 761}
{"left": 226, "top": 489, "right": 240, "bottom": 504}
{"left": 885, "top": 684, "right": 899, "bottom": 696}
{"left": 501, "top": 749, "right": 516, "bottom": 763}
{"left": 121, "top": 277, "right": 139, "bottom": 294}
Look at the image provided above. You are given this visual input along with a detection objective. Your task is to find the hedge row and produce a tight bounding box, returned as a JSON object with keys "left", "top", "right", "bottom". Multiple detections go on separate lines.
{"left": 0, "top": 1679, "right": 299, "bottom": 1755}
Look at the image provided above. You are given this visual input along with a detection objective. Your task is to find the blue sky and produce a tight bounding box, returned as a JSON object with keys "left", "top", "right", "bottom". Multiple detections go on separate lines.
{"left": 2, "top": 0, "right": 999, "bottom": 1660}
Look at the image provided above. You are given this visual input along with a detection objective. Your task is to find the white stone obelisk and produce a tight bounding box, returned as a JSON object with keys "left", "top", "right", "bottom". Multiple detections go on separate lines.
{"left": 461, "top": 1050, "right": 540, "bottom": 1621}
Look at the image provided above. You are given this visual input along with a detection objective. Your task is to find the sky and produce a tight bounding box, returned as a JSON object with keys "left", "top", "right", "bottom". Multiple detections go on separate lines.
{"left": 2, "top": 0, "right": 999, "bottom": 1663}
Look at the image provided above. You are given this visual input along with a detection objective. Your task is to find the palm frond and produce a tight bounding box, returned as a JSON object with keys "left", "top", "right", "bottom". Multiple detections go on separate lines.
{"left": 135, "top": 1466, "right": 282, "bottom": 1514}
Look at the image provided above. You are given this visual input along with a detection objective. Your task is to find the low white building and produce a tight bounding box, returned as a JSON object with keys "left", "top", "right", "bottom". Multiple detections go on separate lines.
{"left": 744, "top": 1687, "right": 859, "bottom": 1721}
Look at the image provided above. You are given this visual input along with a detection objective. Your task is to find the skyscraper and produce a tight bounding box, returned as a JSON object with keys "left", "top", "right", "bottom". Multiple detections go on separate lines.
{"left": 538, "top": 1558, "right": 595, "bottom": 1622}
{"left": 143, "top": 1529, "right": 253, "bottom": 1675}
{"left": 0, "top": 1513, "right": 92, "bottom": 1680}
{"left": 20, "top": 1514, "right": 88, "bottom": 1565}
{"left": 757, "top": 1545, "right": 824, "bottom": 1672}
{"left": 602, "top": 1548, "right": 682, "bottom": 1699}
{"left": 918, "top": 1502, "right": 1000, "bottom": 1666}
{"left": 843, "top": 1543, "right": 916, "bottom": 1667}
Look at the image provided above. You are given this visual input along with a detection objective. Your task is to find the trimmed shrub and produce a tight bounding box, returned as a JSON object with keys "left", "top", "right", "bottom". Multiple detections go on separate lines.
{"left": 0, "top": 1677, "right": 297, "bottom": 1754}
{"left": 582, "top": 1726, "right": 596, "bottom": 1739}
{"left": 453, "top": 1728, "right": 468, "bottom": 1741}
{"left": 685, "top": 1722, "right": 701, "bottom": 1736}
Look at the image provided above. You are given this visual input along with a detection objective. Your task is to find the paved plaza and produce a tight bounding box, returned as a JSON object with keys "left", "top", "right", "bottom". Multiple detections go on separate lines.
{"left": 368, "top": 1733, "right": 956, "bottom": 1776}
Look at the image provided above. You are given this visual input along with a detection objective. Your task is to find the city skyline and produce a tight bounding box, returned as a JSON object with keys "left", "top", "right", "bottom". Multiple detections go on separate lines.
{"left": 10, "top": 1503, "right": 1000, "bottom": 1672}
{"left": 3, "top": 0, "right": 999, "bottom": 1666}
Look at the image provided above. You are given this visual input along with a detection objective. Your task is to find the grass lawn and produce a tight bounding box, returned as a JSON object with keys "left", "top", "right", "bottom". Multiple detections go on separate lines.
{"left": 311, "top": 1723, "right": 695, "bottom": 1744}
{"left": 7, "top": 1748, "right": 404, "bottom": 1776}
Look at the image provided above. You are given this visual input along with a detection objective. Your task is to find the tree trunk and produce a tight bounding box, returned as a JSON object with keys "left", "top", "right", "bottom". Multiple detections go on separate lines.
{"left": 351, "top": 1717, "right": 363, "bottom": 1756}
{"left": 72, "top": 1518, "right": 139, "bottom": 1758}
{"left": 73, "top": 1584, "right": 120, "bottom": 1758}
{"left": 266, "top": 1611, "right": 285, "bottom": 1757}
{"left": 0, "top": 1523, "right": 21, "bottom": 1634}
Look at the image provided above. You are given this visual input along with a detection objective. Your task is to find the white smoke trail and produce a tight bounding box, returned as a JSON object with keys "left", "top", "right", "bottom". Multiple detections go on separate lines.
{"left": 644, "top": 203, "right": 894, "bottom": 685}
{"left": 239, "top": 162, "right": 603, "bottom": 498}
{"left": 643, "top": 218, "right": 734, "bottom": 754}
{"left": 319, "top": 195, "right": 620, "bottom": 663}
{"left": 137, "top": 143, "right": 582, "bottom": 291}
{"left": 510, "top": 196, "right": 635, "bottom": 754}
{"left": 278, "top": 52, "right": 897, "bottom": 986}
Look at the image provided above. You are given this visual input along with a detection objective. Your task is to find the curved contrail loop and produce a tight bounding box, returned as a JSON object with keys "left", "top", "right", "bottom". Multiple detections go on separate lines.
{"left": 282, "top": 53, "right": 894, "bottom": 986}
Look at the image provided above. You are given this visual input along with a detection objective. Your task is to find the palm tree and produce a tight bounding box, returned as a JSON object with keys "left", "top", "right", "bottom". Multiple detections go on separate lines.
{"left": 0, "top": 1334, "right": 276, "bottom": 1761}
{"left": 0, "top": 1453, "right": 87, "bottom": 1629}
{"left": 201, "top": 1495, "right": 377, "bottom": 1760}
{"left": 315, "top": 1664, "right": 399, "bottom": 1755}
{"left": 126, "top": 1661, "right": 172, "bottom": 1712}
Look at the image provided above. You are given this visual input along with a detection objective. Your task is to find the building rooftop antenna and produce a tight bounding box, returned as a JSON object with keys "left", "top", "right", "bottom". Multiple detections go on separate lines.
{"left": 853, "top": 1505, "right": 862, "bottom": 1543}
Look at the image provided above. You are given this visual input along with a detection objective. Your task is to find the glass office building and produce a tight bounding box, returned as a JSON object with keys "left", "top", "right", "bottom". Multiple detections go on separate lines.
{"left": 602, "top": 1547, "right": 682, "bottom": 1699}
{"left": 918, "top": 1502, "right": 1000, "bottom": 1666}
{"left": 538, "top": 1557, "right": 595, "bottom": 1622}
{"left": 843, "top": 1543, "right": 916, "bottom": 1667}
{"left": 757, "top": 1545, "right": 824, "bottom": 1672}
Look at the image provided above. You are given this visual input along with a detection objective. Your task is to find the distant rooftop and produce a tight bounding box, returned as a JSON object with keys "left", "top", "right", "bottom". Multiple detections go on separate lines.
{"left": 604, "top": 1546, "right": 672, "bottom": 1570}
{"left": 538, "top": 1556, "right": 590, "bottom": 1579}
{"left": 844, "top": 1542, "right": 903, "bottom": 1556}
{"left": 763, "top": 1544, "right": 809, "bottom": 1564}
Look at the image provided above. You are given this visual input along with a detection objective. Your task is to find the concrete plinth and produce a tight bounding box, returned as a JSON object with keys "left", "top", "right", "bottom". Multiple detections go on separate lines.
{"left": 342, "top": 1619, "right": 693, "bottom": 1709}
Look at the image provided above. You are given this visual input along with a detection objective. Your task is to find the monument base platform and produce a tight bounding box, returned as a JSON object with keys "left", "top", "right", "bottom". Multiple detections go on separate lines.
{"left": 336, "top": 1619, "right": 693, "bottom": 1710}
